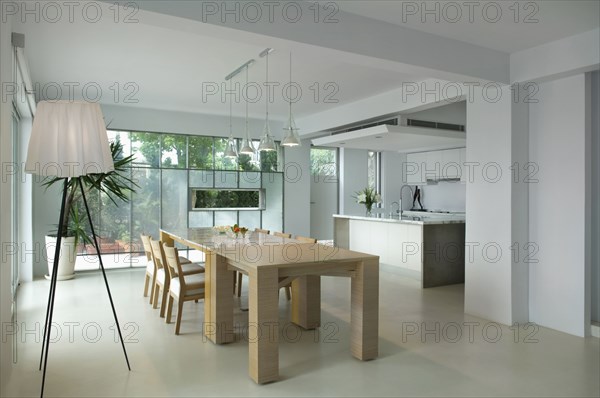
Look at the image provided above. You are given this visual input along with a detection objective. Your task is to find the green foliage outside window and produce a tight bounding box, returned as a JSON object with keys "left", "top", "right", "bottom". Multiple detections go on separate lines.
{"left": 78, "top": 130, "right": 282, "bottom": 266}
{"left": 192, "top": 189, "right": 262, "bottom": 209}
{"left": 310, "top": 148, "right": 337, "bottom": 176}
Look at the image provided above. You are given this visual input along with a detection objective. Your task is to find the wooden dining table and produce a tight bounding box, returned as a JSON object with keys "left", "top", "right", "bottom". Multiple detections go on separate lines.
{"left": 160, "top": 227, "right": 379, "bottom": 384}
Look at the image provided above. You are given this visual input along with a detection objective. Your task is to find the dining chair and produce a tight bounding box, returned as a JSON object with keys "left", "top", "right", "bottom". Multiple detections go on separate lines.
{"left": 235, "top": 229, "right": 292, "bottom": 299}
{"left": 163, "top": 244, "right": 206, "bottom": 335}
{"left": 142, "top": 234, "right": 200, "bottom": 305}
{"left": 150, "top": 238, "right": 204, "bottom": 317}
{"left": 233, "top": 228, "right": 272, "bottom": 297}
{"left": 140, "top": 234, "right": 156, "bottom": 303}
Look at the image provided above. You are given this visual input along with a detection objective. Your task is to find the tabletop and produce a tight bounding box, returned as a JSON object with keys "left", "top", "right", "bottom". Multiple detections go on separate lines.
{"left": 160, "top": 227, "right": 378, "bottom": 270}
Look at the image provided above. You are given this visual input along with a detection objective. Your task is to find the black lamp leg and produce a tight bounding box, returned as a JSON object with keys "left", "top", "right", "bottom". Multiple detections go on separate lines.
{"left": 78, "top": 179, "right": 131, "bottom": 371}
{"left": 40, "top": 178, "right": 69, "bottom": 397}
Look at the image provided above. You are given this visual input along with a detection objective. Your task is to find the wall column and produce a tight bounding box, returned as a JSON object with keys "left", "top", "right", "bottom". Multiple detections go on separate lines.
{"left": 465, "top": 84, "right": 529, "bottom": 325}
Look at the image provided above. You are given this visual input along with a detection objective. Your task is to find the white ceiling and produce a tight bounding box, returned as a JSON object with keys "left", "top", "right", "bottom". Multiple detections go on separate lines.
{"left": 327, "top": 0, "right": 600, "bottom": 54}
{"left": 13, "top": 0, "right": 599, "bottom": 126}
{"left": 13, "top": 7, "right": 423, "bottom": 121}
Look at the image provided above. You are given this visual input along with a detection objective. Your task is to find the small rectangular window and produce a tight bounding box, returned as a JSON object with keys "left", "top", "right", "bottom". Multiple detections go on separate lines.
{"left": 190, "top": 188, "right": 266, "bottom": 210}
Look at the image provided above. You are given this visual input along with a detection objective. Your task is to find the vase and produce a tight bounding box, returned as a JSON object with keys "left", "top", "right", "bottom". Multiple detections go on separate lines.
{"left": 45, "top": 235, "right": 77, "bottom": 281}
{"left": 365, "top": 204, "right": 373, "bottom": 217}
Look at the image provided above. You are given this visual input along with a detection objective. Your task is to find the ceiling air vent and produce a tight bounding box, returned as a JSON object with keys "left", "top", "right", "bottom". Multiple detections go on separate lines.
{"left": 406, "top": 119, "right": 465, "bottom": 132}
{"left": 328, "top": 116, "right": 465, "bottom": 136}
{"left": 332, "top": 118, "right": 399, "bottom": 135}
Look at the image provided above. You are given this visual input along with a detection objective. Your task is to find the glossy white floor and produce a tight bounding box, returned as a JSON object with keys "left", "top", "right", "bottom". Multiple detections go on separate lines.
{"left": 4, "top": 265, "right": 599, "bottom": 397}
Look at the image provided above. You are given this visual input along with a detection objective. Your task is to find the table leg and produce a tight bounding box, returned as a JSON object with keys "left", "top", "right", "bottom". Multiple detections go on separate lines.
{"left": 203, "top": 251, "right": 212, "bottom": 341}
{"left": 204, "top": 252, "right": 234, "bottom": 344}
{"left": 291, "top": 275, "right": 321, "bottom": 329}
{"left": 248, "top": 267, "right": 279, "bottom": 384}
{"left": 350, "top": 258, "right": 379, "bottom": 360}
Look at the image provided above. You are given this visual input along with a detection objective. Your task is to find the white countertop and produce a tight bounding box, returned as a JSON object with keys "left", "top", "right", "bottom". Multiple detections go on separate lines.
{"left": 333, "top": 213, "right": 465, "bottom": 225}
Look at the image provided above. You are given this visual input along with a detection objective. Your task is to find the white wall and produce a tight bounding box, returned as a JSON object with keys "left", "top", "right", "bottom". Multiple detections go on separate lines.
{"left": 381, "top": 151, "right": 405, "bottom": 215}
{"left": 18, "top": 118, "right": 33, "bottom": 282}
{"left": 465, "top": 85, "right": 529, "bottom": 326}
{"left": 592, "top": 71, "right": 600, "bottom": 323}
{"left": 340, "top": 148, "right": 368, "bottom": 216}
{"left": 283, "top": 142, "right": 310, "bottom": 238}
{"left": 420, "top": 182, "right": 466, "bottom": 212}
{"left": 0, "top": 14, "right": 14, "bottom": 396}
{"left": 310, "top": 169, "right": 339, "bottom": 240}
{"left": 529, "top": 74, "right": 591, "bottom": 337}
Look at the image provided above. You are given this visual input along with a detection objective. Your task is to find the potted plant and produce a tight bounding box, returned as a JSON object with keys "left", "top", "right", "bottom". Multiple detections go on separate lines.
{"left": 43, "top": 140, "right": 136, "bottom": 280}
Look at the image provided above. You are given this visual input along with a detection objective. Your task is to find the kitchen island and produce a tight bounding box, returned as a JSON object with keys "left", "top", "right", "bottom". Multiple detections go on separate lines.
{"left": 334, "top": 213, "right": 465, "bottom": 288}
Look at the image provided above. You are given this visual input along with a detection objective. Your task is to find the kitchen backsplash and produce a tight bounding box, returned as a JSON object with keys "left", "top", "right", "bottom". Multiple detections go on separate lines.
{"left": 419, "top": 181, "right": 466, "bottom": 212}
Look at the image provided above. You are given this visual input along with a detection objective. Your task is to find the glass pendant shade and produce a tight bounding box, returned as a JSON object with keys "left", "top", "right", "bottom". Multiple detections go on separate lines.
{"left": 239, "top": 137, "right": 255, "bottom": 154}
{"left": 224, "top": 137, "right": 238, "bottom": 158}
{"left": 281, "top": 112, "right": 301, "bottom": 147}
{"left": 258, "top": 123, "right": 276, "bottom": 152}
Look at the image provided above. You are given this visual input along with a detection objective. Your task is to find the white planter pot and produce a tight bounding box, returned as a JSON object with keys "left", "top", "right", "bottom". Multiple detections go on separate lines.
{"left": 45, "top": 235, "right": 77, "bottom": 281}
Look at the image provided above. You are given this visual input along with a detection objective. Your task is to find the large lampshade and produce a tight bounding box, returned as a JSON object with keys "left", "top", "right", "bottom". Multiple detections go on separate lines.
{"left": 25, "top": 101, "right": 114, "bottom": 177}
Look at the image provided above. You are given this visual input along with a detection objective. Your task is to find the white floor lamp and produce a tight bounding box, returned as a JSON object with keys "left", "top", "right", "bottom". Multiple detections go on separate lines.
{"left": 25, "top": 101, "right": 131, "bottom": 397}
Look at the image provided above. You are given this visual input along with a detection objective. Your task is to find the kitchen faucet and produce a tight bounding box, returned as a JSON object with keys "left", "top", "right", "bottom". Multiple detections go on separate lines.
{"left": 399, "top": 185, "right": 414, "bottom": 217}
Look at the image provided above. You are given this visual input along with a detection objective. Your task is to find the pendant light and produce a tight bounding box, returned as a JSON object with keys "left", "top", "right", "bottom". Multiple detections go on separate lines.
{"left": 239, "top": 64, "right": 256, "bottom": 155}
{"left": 258, "top": 48, "right": 276, "bottom": 152}
{"left": 224, "top": 78, "right": 238, "bottom": 158}
{"left": 281, "top": 51, "right": 301, "bottom": 147}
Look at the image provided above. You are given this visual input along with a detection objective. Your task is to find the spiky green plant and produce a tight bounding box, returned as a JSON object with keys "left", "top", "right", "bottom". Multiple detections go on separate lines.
{"left": 44, "top": 140, "right": 137, "bottom": 247}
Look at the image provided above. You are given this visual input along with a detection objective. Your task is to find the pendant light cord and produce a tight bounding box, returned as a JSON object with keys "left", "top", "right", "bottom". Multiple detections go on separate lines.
{"left": 265, "top": 51, "right": 269, "bottom": 128}
{"left": 245, "top": 66, "right": 249, "bottom": 136}
{"left": 229, "top": 79, "right": 233, "bottom": 136}
{"left": 289, "top": 52, "right": 292, "bottom": 116}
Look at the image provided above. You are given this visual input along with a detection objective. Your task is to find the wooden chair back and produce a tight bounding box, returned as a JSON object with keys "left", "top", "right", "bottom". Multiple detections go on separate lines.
{"left": 150, "top": 239, "right": 171, "bottom": 279}
{"left": 255, "top": 228, "right": 270, "bottom": 234}
{"left": 163, "top": 244, "right": 185, "bottom": 286}
{"left": 295, "top": 235, "right": 317, "bottom": 243}
{"left": 272, "top": 231, "right": 292, "bottom": 239}
{"left": 140, "top": 234, "right": 153, "bottom": 261}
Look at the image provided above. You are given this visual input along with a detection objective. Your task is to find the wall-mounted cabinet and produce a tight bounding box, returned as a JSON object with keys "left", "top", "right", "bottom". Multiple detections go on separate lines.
{"left": 405, "top": 147, "right": 466, "bottom": 184}
{"left": 406, "top": 152, "right": 428, "bottom": 184}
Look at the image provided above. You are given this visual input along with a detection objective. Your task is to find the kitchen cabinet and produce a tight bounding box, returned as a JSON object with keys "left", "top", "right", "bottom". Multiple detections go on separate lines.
{"left": 441, "top": 149, "right": 461, "bottom": 179}
{"left": 334, "top": 215, "right": 466, "bottom": 288}
{"left": 406, "top": 152, "right": 428, "bottom": 184}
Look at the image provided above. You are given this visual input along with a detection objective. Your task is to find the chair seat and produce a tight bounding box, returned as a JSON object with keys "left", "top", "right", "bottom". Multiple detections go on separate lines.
{"left": 145, "top": 259, "right": 154, "bottom": 274}
{"left": 181, "top": 262, "right": 205, "bottom": 275}
{"left": 156, "top": 268, "right": 165, "bottom": 284}
{"left": 170, "top": 274, "right": 206, "bottom": 298}
{"left": 178, "top": 255, "right": 192, "bottom": 264}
